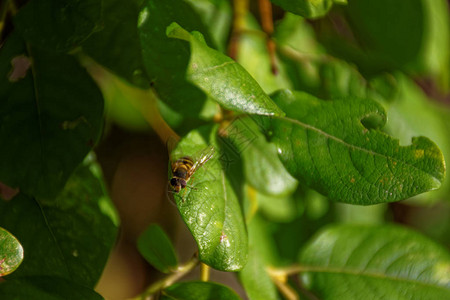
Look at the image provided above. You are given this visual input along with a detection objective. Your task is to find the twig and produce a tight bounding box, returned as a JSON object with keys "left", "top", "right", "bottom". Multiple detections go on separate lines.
{"left": 80, "top": 55, "right": 180, "bottom": 144}
{"left": 131, "top": 256, "right": 200, "bottom": 300}
{"left": 200, "top": 263, "right": 210, "bottom": 281}
{"left": 258, "top": 0, "right": 278, "bottom": 74}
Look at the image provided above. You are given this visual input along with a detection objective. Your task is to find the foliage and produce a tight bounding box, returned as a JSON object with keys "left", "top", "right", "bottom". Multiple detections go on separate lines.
{"left": 0, "top": 0, "right": 449, "bottom": 299}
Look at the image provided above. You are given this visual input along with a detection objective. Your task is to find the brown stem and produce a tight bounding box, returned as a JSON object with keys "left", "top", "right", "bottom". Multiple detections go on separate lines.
{"left": 80, "top": 55, "right": 180, "bottom": 145}
{"left": 258, "top": 0, "right": 278, "bottom": 74}
{"left": 131, "top": 256, "right": 200, "bottom": 300}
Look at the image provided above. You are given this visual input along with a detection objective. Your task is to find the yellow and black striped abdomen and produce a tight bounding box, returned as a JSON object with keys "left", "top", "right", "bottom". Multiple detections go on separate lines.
{"left": 172, "top": 156, "right": 194, "bottom": 179}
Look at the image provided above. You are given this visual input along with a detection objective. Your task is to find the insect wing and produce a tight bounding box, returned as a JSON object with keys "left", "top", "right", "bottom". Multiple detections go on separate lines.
{"left": 188, "top": 146, "right": 215, "bottom": 177}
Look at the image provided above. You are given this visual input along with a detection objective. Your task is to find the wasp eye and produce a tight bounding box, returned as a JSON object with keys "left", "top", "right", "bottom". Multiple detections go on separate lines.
{"left": 170, "top": 178, "right": 178, "bottom": 186}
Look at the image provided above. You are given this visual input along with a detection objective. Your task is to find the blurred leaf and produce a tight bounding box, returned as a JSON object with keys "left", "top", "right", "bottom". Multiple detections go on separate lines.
{"left": 137, "top": 224, "right": 178, "bottom": 273}
{"left": 418, "top": 0, "right": 450, "bottom": 86}
{"left": 341, "top": 0, "right": 450, "bottom": 79}
{"left": 224, "top": 117, "right": 297, "bottom": 196}
{"left": 236, "top": 15, "right": 292, "bottom": 94}
{"left": 244, "top": 184, "right": 297, "bottom": 223}
{"left": 185, "top": 0, "right": 232, "bottom": 53}
{"left": 170, "top": 125, "right": 248, "bottom": 271}
{"left": 167, "top": 22, "right": 284, "bottom": 116}
{"left": 270, "top": 0, "right": 333, "bottom": 19}
{"left": 334, "top": 203, "right": 387, "bottom": 224}
{"left": 346, "top": 0, "right": 423, "bottom": 69}
{"left": 265, "top": 90, "right": 446, "bottom": 204}
{"left": 83, "top": 0, "right": 150, "bottom": 88}
{"left": 138, "top": 0, "right": 214, "bottom": 117}
{"left": 0, "top": 276, "right": 103, "bottom": 300}
{"left": 239, "top": 213, "right": 279, "bottom": 300}
{"left": 161, "top": 281, "right": 242, "bottom": 300}
{"left": 0, "top": 160, "right": 118, "bottom": 287}
{"left": 299, "top": 224, "right": 450, "bottom": 299}
{"left": 0, "top": 228, "right": 24, "bottom": 276}
{"left": 0, "top": 33, "right": 103, "bottom": 198}
{"left": 13, "top": 0, "right": 102, "bottom": 52}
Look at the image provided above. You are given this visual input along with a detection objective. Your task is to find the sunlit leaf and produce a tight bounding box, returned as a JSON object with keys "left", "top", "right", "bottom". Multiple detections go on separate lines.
{"left": 0, "top": 228, "right": 24, "bottom": 276}
{"left": 170, "top": 125, "right": 248, "bottom": 271}
{"left": 264, "top": 89, "right": 446, "bottom": 204}
{"left": 166, "top": 22, "right": 284, "bottom": 116}
{"left": 138, "top": 0, "right": 214, "bottom": 117}
{"left": 300, "top": 224, "right": 450, "bottom": 299}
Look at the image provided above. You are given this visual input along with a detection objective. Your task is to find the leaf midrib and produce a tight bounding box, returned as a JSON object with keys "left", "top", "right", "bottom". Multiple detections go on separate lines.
{"left": 282, "top": 116, "right": 440, "bottom": 181}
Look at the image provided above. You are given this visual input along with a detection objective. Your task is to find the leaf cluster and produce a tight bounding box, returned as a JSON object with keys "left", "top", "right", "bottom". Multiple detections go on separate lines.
{"left": 1, "top": 0, "right": 450, "bottom": 299}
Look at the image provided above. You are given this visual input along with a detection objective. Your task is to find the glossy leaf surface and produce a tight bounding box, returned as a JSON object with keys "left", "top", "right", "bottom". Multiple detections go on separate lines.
{"left": 161, "top": 281, "right": 242, "bottom": 300}
{"left": 0, "top": 33, "right": 103, "bottom": 198}
{"left": 0, "top": 276, "right": 103, "bottom": 300}
{"left": 138, "top": 0, "right": 212, "bottom": 116}
{"left": 170, "top": 125, "right": 248, "bottom": 271}
{"left": 0, "top": 159, "right": 118, "bottom": 287}
{"left": 137, "top": 224, "right": 178, "bottom": 273}
{"left": 270, "top": 0, "right": 333, "bottom": 19}
{"left": 265, "top": 90, "right": 446, "bottom": 204}
{"left": 13, "top": 0, "right": 101, "bottom": 52}
{"left": 167, "top": 23, "right": 283, "bottom": 116}
{"left": 0, "top": 228, "right": 24, "bottom": 276}
{"left": 300, "top": 224, "right": 450, "bottom": 299}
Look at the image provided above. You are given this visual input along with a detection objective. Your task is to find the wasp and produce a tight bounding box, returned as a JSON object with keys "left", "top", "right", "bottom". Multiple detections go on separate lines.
{"left": 169, "top": 146, "right": 215, "bottom": 195}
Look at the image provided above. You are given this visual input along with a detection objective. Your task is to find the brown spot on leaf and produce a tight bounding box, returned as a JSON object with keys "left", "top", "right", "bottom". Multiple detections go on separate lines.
{"left": 0, "top": 182, "right": 19, "bottom": 201}
{"left": 8, "top": 55, "right": 32, "bottom": 82}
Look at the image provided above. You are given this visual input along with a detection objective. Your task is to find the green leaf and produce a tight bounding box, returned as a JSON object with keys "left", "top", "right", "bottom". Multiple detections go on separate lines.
{"left": 185, "top": 0, "right": 232, "bottom": 53}
{"left": 0, "top": 228, "right": 24, "bottom": 276}
{"left": 13, "top": 0, "right": 102, "bottom": 52}
{"left": 382, "top": 74, "right": 450, "bottom": 203}
{"left": 299, "top": 224, "right": 450, "bottom": 299}
{"left": 0, "top": 159, "right": 118, "bottom": 287}
{"left": 0, "top": 33, "right": 104, "bottom": 198}
{"left": 82, "top": 0, "right": 150, "bottom": 88}
{"left": 239, "top": 214, "right": 279, "bottom": 300}
{"left": 137, "top": 224, "right": 178, "bottom": 273}
{"left": 224, "top": 117, "right": 297, "bottom": 196}
{"left": 265, "top": 89, "right": 446, "bottom": 204}
{"left": 342, "top": 0, "right": 450, "bottom": 78}
{"left": 0, "top": 276, "right": 103, "bottom": 300}
{"left": 270, "top": 0, "right": 333, "bottom": 19}
{"left": 137, "top": 0, "right": 213, "bottom": 117}
{"left": 170, "top": 125, "right": 248, "bottom": 271}
{"left": 161, "top": 281, "right": 242, "bottom": 300}
{"left": 166, "top": 22, "right": 284, "bottom": 116}
{"left": 236, "top": 15, "right": 292, "bottom": 94}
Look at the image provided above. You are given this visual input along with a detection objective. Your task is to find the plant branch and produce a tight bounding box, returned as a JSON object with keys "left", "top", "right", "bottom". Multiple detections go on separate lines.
{"left": 132, "top": 255, "right": 200, "bottom": 300}
{"left": 258, "top": 0, "right": 278, "bottom": 74}
{"left": 80, "top": 55, "right": 180, "bottom": 144}
{"left": 200, "top": 263, "right": 210, "bottom": 281}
